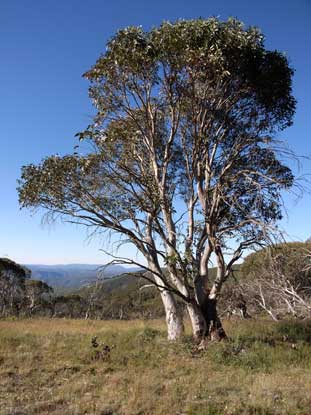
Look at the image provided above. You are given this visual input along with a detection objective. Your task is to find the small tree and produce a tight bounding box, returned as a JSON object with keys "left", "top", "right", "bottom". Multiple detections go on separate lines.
{"left": 18, "top": 18, "right": 296, "bottom": 341}
{"left": 24, "top": 279, "right": 53, "bottom": 316}
{"left": 0, "top": 258, "right": 30, "bottom": 316}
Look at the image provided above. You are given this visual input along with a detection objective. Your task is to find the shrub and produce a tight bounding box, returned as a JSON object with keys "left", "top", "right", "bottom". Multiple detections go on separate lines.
{"left": 275, "top": 319, "right": 311, "bottom": 343}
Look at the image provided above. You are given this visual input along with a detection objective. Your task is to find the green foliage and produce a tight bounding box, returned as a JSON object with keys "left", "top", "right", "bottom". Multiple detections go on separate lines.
{"left": 85, "top": 18, "right": 295, "bottom": 127}
{"left": 136, "top": 327, "right": 160, "bottom": 342}
{"left": 78, "top": 272, "right": 170, "bottom": 320}
{"left": 0, "top": 257, "right": 30, "bottom": 280}
{"left": 275, "top": 319, "right": 311, "bottom": 343}
{"left": 18, "top": 17, "right": 296, "bottom": 226}
{"left": 241, "top": 242, "right": 311, "bottom": 285}
{"left": 25, "top": 279, "right": 52, "bottom": 289}
{"left": 0, "top": 258, "right": 31, "bottom": 317}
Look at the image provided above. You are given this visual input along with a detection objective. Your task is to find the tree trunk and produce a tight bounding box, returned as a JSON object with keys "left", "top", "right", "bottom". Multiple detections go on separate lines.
{"left": 201, "top": 297, "right": 227, "bottom": 341}
{"left": 148, "top": 259, "right": 184, "bottom": 341}
{"left": 187, "top": 302, "right": 206, "bottom": 340}
{"left": 187, "top": 297, "right": 227, "bottom": 344}
{"left": 189, "top": 259, "right": 228, "bottom": 344}
{"left": 160, "top": 289, "right": 184, "bottom": 341}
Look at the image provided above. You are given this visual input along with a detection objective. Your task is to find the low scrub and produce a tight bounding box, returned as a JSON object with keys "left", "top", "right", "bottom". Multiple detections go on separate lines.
{"left": 275, "top": 319, "right": 311, "bottom": 343}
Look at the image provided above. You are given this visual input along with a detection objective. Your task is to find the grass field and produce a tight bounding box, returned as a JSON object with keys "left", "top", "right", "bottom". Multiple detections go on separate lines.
{"left": 0, "top": 318, "right": 311, "bottom": 415}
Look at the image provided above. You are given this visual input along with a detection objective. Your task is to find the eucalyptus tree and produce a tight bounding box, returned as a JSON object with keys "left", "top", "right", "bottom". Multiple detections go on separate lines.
{"left": 24, "top": 279, "right": 53, "bottom": 315}
{"left": 0, "top": 258, "right": 30, "bottom": 316}
{"left": 18, "top": 18, "right": 296, "bottom": 341}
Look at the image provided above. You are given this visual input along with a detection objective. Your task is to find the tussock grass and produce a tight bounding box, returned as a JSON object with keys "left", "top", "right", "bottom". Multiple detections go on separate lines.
{"left": 0, "top": 318, "right": 311, "bottom": 414}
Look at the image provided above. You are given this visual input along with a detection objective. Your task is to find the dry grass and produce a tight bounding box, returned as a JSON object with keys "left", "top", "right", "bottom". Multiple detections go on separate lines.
{"left": 0, "top": 318, "right": 311, "bottom": 415}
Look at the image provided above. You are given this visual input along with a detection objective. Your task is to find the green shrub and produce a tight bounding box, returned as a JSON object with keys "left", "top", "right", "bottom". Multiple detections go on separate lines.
{"left": 136, "top": 327, "right": 160, "bottom": 343}
{"left": 275, "top": 319, "right": 311, "bottom": 343}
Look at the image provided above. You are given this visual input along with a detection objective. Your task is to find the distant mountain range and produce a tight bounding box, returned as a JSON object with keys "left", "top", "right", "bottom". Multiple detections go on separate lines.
{"left": 25, "top": 263, "right": 141, "bottom": 289}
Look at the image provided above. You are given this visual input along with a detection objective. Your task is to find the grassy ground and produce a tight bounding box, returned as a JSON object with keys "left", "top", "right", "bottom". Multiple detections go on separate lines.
{"left": 0, "top": 318, "right": 311, "bottom": 415}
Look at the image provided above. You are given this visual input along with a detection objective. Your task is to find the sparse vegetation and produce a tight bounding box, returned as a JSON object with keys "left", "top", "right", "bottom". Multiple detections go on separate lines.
{"left": 240, "top": 243, "right": 311, "bottom": 320}
{"left": 1, "top": 318, "right": 311, "bottom": 415}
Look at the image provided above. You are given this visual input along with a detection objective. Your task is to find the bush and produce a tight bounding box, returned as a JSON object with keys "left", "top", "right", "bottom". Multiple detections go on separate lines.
{"left": 275, "top": 319, "right": 311, "bottom": 343}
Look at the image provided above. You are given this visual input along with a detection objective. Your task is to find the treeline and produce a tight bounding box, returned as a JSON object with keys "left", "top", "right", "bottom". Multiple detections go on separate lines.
{"left": 1, "top": 242, "right": 311, "bottom": 321}
{"left": 0, "top": 258, "right": 53, "bottom": 317}
{"left": 0, "top": 258, "right": 166, "bottom": 319}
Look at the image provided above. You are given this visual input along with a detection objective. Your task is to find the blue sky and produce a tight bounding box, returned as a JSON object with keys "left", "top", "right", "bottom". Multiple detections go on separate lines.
{"left": 1, "top": 0, "right": 310, "bottom": 264}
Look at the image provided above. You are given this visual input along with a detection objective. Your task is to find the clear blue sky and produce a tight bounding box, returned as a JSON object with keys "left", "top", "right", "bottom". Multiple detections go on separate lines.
{"left": 1, "top": 0, "right": 310, "bottom": 264}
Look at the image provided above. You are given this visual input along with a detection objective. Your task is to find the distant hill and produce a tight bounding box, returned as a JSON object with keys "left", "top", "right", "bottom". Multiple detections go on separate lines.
{"left": 76, "top": 270, "right": 165, "bottom": 319}
{"left": 74, "top": 265, "right": 241, "bottom": 320}
{"left": 18, "top": 265, "right": 242, "bottom": 319}
{"left": 25, "top": 264, "right": 141, "bottom": 289}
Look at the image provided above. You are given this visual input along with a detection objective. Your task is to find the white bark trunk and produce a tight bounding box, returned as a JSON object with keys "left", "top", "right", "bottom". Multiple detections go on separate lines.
{"left": 148, "top": 258, "right": 184, "bottom": 341}
{"left": 159, "top": 289, "right": 184, "bottom": 340}
{"left": 187, "top": 302, "right": 206, "bottom": 339}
